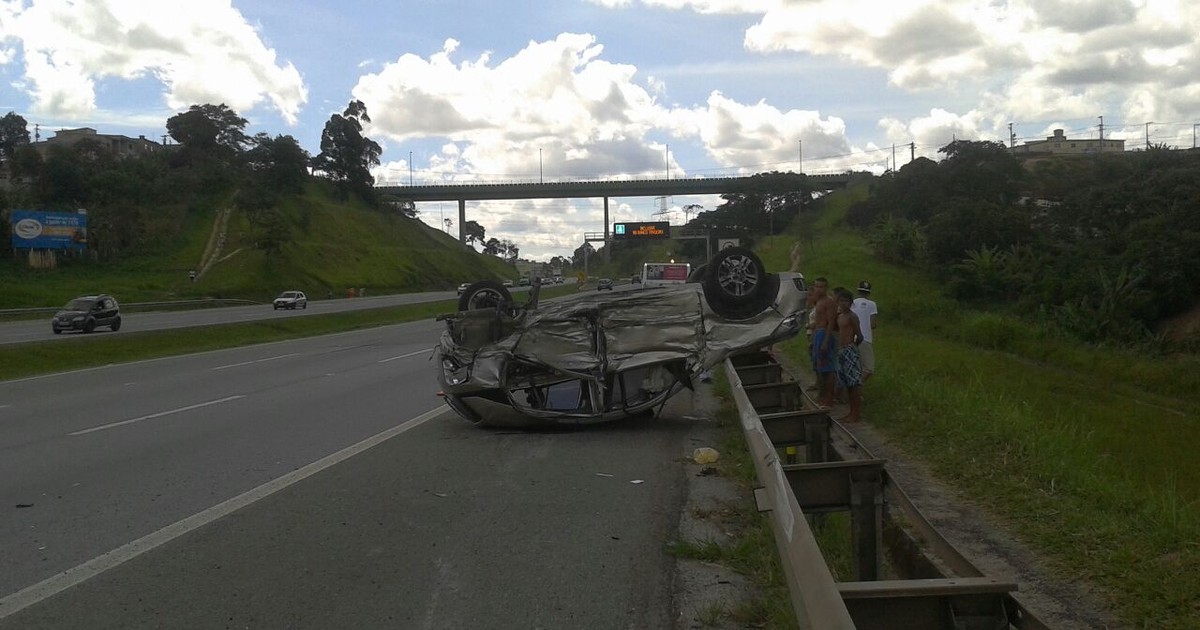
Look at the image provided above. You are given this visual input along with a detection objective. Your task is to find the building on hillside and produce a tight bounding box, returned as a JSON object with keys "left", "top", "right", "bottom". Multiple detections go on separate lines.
{"left": 1012, "top": 128, "right": 1124, "bottom": 157}
{"left": 30, "top": 127, "right": 165, "bottom": 159}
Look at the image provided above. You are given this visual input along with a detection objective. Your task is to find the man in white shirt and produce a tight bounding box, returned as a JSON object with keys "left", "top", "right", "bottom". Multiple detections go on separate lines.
{"left": 850, "top": 281, "right": 878, "bottom": 383}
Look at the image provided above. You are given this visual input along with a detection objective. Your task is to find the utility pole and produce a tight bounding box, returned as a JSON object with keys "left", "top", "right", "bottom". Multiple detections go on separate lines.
{"left": 409, "top": 151, "right": 413, "bottom": 185}
{"left": 910, "top": 142, "right": 915, "bottom": 162}
{"left": 1145, "top": 122, "right": 1151, "bottom": 149}
{"left": 665, "top": 145, "right": 670, "bottom": 180}
{"left": 539, "top": 148, "right": 543, "bottom": 183}
{"left": 1194, "top": 123, "right": 1198, "bottom": 149}
{"left": 1098, "top": 116, "right": 1104, "bottom": 153}
{"left": 1008, "top": 122, "right": 1015, "bottom": 152}
{"left": 798, "top": 139, "right": 802, "bottom": 174}
{"left": 891, "top": 144, "right": 896, "bottom": 175}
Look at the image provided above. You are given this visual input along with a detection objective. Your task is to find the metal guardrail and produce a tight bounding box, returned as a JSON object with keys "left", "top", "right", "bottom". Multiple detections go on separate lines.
{"left": 724, "top": 350, "right": 1050, "bottom": 630}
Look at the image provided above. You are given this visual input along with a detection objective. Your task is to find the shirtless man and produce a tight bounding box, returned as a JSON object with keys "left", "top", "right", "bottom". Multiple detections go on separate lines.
{"left": 808, "top": 277, "right": 838, "bottom": 407}
{"left": 833, "top": 287, "right": 864, "bottom": 422}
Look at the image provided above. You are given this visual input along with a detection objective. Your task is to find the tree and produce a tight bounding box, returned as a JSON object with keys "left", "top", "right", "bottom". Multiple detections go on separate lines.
{"left": 936, "top": 140, "right": 1024, "bottom": 206}
{"left": 0, "top": 111, "right": 30, "bottom": 161}
{"left": 572, "top": 242, "right": 595, "bottom": 267}
{"left": 244, "top": 133, "right": 310, "bottom": 194}
{"left": 313, "top": 100, "right": 382, "bottom": 203}
{"left": 501, "top": 239, "right": 519, "bottom": 263}
{"left": 483, "top": 237, "right": 503, "bottom": 256}
{"left": 166, "top": 104, "right": 249, "bottom": 162}
{"left": 463, "top": 220, "right": 486, "bottom": 245}
{"left": 708, "top": 171, "right": 813, "bottom": 235}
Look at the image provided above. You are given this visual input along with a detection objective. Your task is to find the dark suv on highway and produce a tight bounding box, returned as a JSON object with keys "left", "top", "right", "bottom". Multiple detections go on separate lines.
{"left": 51, "top": 294, "right": 122, "bottom": 334}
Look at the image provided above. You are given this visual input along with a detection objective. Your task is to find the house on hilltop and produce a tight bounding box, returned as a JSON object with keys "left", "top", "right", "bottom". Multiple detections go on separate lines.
{"left": 30, "top": 127, "right": 165, "bottom": 159}
{"left": 1013, "top": 128, "right": 1125, "bottom": 157}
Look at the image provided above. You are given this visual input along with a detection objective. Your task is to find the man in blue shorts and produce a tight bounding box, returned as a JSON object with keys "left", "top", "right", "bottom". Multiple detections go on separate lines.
{"left": 809, "top": 277, "right": 838, "bottom": 407}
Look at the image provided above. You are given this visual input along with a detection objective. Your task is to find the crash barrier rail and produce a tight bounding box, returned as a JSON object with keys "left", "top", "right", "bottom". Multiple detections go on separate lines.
{"left": 0, "top": 298, "right": 261, "bottom": 320}
{"left": 723, "top": 351, "right": 1051, "bottom": 630}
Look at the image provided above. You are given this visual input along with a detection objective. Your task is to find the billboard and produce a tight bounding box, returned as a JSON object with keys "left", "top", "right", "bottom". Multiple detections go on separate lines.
{"left": 613, "top": 221, "right": 670, "bottom": 239}
{"left": 10, "top": 210, "right": 88, "bottom": 250}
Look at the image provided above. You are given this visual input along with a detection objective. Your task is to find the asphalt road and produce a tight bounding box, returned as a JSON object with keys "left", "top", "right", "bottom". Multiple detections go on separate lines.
{"left": 0, "top": 313, "right": 709, "bottom": 628}
{"left": 0, "top": 290, "right": 463, "bottom": 346}
{"left": 0, "top": 284, "right": 588, "bottom": 346}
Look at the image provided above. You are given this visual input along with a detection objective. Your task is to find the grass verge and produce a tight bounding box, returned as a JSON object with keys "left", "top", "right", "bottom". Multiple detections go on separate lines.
{"left": 665, "top": 370, "right": 800, "bottom": 629}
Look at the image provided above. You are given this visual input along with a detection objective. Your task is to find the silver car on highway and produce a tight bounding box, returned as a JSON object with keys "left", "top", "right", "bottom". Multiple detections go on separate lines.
{"left": 433, "top": 247, "right": 807, "bottom": 427}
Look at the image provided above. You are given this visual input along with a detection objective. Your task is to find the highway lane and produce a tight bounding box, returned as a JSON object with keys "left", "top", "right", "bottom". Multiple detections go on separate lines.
{"left": 0, "top": 309, "right": 708, "bottom": 628}
{"left": 0, "top": 290, "right": 466, "bottom": 346}
{"left": 0, "top": 318, "right": 445, "bottom": 598}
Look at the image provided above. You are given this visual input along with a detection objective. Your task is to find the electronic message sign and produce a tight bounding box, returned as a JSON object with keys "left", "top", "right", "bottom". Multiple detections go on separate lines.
{"left": 10, "top": 210, "right": 88, "bottom": 250}
{"left": 612, "top": 221, "right": 670, "bottom": 239}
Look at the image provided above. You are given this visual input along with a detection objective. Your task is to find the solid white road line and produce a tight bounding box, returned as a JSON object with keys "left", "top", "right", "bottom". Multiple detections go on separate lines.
{"left": 378, "top": 348, "right": 433, "bottom": 363}
{"left": 0, "top": 406, "right": 448, "bottom": 620}
{"left": 68, "top": 395, "right": 246, "bottom": 436}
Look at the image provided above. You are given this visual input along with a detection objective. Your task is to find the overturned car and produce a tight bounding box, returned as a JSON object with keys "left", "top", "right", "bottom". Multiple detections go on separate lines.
{"left": 433, "top": 247, "right": 807, "bottom": 427}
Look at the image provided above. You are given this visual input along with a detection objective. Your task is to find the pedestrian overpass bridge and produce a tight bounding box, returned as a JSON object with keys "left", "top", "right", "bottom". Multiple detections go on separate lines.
{"left": 375, "top": 172, "right": 853, "bottom": 245}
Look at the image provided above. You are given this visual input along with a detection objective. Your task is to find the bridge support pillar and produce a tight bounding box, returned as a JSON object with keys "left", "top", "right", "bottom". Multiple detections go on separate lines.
{"left": 458, "top": 199, "right": 466, "bottom": 246}
{"left": 603, "top": 197, "right": 610, "bottom": 264}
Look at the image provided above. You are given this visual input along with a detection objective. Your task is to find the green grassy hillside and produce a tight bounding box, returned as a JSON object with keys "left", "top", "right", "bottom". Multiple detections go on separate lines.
{"left": 752, "top": 184, "right": 1199, "bottom": 629}
{"left": 0, "top": 182, "right": 517, "bottom": 308}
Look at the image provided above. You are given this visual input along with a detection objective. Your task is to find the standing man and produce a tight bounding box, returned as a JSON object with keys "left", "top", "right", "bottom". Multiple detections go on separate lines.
{"left": 809, "top": 277, "right": 838, "bottom": 408}
{"left": 851, "top": 280, "right": 878, "bottom": 384}
{"left": 833, "top": 288, "right": 864, "bottom": 422}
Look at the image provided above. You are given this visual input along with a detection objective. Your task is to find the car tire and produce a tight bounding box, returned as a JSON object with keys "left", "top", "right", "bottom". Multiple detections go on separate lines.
{"left": 52, "top": 327, "right": 61, "bottom": 334}
{"left": 110, "top": 317, "right": 121, "bottom": 332}
{"left": 302, "top": 302, "right": 307, "bottom": 309}
{"left": 458, "top": 280, "right": 513, "bottom": 312}
{"left": 83, "top": 319, "right": 96, "bottom": 334}
{"left": 702, "top": 247, "right": 781, "bottom": 320}
{"left": 703, "top": 247, "right": 765, "bottom": 306}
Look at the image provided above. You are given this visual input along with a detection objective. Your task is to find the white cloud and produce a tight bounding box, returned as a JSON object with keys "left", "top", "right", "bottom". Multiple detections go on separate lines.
{"left": 607, "top": 0, "right": 1200, "bottom": 144}
{"left": 361, "top": 33, "right": 861, "bottom": 259}
{"left": 0, "top": 0, "right": 306, "bottom": 123}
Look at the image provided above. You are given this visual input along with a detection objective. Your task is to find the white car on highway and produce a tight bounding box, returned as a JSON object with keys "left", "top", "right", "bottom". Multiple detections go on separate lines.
{"left": 272, "top": 291, "right": 308, "bottom": 310}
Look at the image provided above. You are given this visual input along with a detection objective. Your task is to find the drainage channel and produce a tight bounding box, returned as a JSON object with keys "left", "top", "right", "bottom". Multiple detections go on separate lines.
{"left": 724, "top": 350, "right": 1051, "bottom": 630}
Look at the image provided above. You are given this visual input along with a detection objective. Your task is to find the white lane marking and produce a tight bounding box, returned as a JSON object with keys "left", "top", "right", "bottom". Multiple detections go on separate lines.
{"left": 0, "top": 406, "right": 448, "bottom": 620}
{"left": 211, "top": 353, "right": 301, "bottom": 371}
{"left": 378, "top": 348, "right": 433, "bottom": 363}
{"left": 68, "top": 396, "right": 245, "bottom": 436}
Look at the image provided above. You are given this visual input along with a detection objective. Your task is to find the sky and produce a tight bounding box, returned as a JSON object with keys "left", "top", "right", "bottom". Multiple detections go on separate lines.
{"left": 2, "top": 0, "right": 1199, "bottom": 261}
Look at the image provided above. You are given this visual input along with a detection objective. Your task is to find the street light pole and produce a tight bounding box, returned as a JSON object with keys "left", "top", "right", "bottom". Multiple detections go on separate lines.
{"left": 409, "top": 151, "right": 413, "bottom": 185}
{"left": 539, "top": 148, "right": 543, "bottom": 183}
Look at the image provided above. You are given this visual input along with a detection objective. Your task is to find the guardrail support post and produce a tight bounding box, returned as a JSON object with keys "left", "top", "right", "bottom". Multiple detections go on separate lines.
{"left": 851, "top": 467, "right": 884, "bottom": 581}
{"left": 804, "top": 414, "right": 830, "bottom": 463}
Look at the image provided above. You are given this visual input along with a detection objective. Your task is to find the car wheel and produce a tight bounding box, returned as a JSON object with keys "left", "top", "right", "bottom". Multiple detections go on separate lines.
{"left": 703, "top": 246, "right": 765, "bottom": 306}
{"left": 301, "top": 302, "right": 307, "bottom": 309}
{"left": 458, "top": 280, "right": 513, "bottom": 312}
{"left": 52, "top": 327, "right": 61, "bottom": 334}
{"left": 83, "top": 319, "right": 96, "bottom": 334}
{"left": 110, "top": 316, "right": 121, "bottom": 332}
{"left": 273, "top": 305, "right": 279, "bottom": 310}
